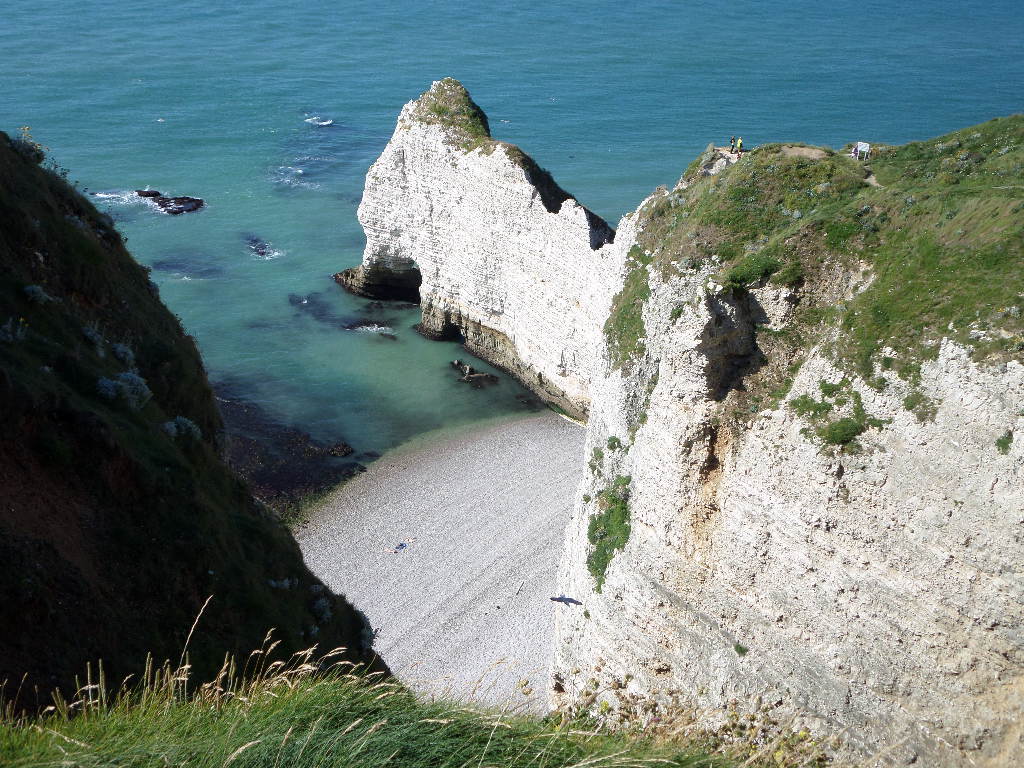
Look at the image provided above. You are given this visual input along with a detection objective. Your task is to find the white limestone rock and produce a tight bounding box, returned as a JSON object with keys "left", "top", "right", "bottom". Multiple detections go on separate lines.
{"left": 340, "top": 78, "right": 620, "bottom": 417}
{"left": 348, "top": 79, "right": 1023, "bottom": 767}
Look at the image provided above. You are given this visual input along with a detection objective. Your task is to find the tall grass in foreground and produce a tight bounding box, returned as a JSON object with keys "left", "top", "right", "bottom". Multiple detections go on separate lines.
{"left": 0, "top": 640, "right": 729, "bottom": 768}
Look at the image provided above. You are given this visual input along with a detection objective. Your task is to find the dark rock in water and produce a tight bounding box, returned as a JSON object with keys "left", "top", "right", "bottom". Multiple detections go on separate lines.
{"left": 156, "top": 196, "right": 204, "bottom": 215}
{"left": 515, "top": 393, "right": 544, "bottom": 411}
{"left": 214, "top": 380, "right": 361, "bottom": 512}
{"left": 462, "top": 372, "right": 499, "bottom": 389}
{"left": 450, "top": 359, "right": 498, "bottom": 388}
{"left": 289, "top": 291, "right": 396, "bottom": 333}
{"left": 379, "top": 333, "right": 399, "bottom": 341}
{"left": 135, "top": 189, "right": 205, "bottom": 215}
{"left": 289, "top": 292, "right": 345, "bottom": 325}
{"left": 245, "top": 234, "right": 272, "bottom": 258}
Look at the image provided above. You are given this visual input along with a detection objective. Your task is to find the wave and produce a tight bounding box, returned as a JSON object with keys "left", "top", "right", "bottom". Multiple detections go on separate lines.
{"left": 92, "top": 190, "right": 150, "bottom": 207}
{"left": 271, "top": 166, "right": 322, "bottom": 190}
{"left": 353, "top": 324, "right": 395, "bottom": 334}
{"left": 304, "top": 115, "right": 334, "bottom": 126}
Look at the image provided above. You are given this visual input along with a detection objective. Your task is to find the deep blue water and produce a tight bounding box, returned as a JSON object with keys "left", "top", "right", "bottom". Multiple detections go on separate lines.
{"left": 3, "top": 0, "right": 1021, "bottom": 452}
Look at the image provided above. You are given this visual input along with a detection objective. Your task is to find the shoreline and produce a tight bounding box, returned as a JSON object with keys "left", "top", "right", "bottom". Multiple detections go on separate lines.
{"left": 296, "top": 411, "right": 586, "bottom": 711}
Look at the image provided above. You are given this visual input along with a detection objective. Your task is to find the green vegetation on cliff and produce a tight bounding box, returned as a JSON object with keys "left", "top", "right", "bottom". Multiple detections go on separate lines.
{"left": 586, "top": 475, "right": 632, "bottom": 592}
{"left": 4, "top": 645, "right": 838, "bottom": 768}
{"left": 0, "top": 132, "right": 373, "bottom": 701}
{"left": 410, "top": 77, "right": 492, "bottom": 147}
{"left": 609, "top": 116, "right": 1023, "bottom": 410}
{"left": 604, "top": 247, "right": 652, "bottom": 371}
{"left": 409, "top": 79, "right": 591, "bottom": 217}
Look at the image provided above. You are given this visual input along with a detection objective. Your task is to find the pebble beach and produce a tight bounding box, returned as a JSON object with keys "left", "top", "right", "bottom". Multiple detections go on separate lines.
{"left": 297, "top": 411, "right": 586, "bottom": 711}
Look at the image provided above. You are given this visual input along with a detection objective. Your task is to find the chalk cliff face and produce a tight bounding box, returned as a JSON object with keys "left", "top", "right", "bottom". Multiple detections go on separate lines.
{"left": 346, "top": 86, "right": 1024, "bottom": 766}
{"left": 339, "top": 79, "right": 616, "bottom": 417}
{"left": 556, "top": 284, "right": 1023, "bottom": 767}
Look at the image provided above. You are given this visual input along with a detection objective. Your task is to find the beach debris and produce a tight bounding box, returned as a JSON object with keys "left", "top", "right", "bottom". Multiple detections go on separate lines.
{"left": 389, "top": 537, "right": 418, "bottom": 554}
{"left": 550, "top": 595, "right": 583, "bottom": 606}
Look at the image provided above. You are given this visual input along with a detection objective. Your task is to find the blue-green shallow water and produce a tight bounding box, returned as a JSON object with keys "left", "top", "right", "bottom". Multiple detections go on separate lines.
{"left": 3, "top": 0, "right": 1022, "bottom": 453}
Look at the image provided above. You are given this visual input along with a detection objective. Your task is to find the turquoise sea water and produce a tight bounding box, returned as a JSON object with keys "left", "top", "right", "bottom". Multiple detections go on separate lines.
{"left": 3, "top": 0, "right": 1022, "bottom": 453}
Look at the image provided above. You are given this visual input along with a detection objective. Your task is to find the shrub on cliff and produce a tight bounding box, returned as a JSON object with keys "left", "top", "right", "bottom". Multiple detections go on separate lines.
{"left": 587, "top": 475, "right": 632, "bottom": 592}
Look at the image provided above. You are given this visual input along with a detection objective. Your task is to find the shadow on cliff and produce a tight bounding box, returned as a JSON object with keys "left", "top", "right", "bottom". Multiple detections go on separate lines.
{"left": 701, "top": 289, "right": 769, "bottom": 400}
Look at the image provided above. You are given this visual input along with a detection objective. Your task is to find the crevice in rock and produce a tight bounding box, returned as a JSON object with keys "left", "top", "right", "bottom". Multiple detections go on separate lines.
{"left": 700, "top": 291, "right": 766, "bottom": 401}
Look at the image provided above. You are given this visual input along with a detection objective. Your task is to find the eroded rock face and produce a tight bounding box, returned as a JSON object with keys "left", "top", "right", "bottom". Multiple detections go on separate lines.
{"left": 339, "top": 79, "right": 618, "bottom": 418}
{"left": 347, "top": 83, "right": 1023, "bottom": 766}
{"left": 553, "top": 259, "right": 1024, "bottom": 766}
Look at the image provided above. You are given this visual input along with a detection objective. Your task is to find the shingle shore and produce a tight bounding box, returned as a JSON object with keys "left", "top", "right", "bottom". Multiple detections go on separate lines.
{"left": 297, "top": 412, "right": 585, "bottom": 711}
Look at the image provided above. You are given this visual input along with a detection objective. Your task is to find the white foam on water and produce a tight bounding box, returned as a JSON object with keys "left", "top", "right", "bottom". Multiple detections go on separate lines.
{"left": 272, "top": 169, "right": 322, "bottom": 190}
{"left": 355, "top": 324, "right": 395, "bottom": 334}
{"left": 93, "top": 190, "right": 145, "bottom": 206}
{"left": 252, "top": 247, "right": 285, "bottom": 261}
{"left": 304, "top": 115, "right": 334, "bottom": 126}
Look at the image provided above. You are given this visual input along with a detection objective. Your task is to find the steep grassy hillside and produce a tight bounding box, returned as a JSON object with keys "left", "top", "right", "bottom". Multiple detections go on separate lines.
{"left": 0, "top": 132, "right": 375, "bottom": 704}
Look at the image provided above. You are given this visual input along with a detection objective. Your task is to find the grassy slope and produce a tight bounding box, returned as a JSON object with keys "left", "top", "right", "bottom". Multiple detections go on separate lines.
{"left": 606, "top": 115, "right": 1023, "bottom": 402}
{"left": 0, "top": 676, "right": 709, "bottom": 768}
{"left": 0, "top": 133, "right": 374, "bottom": 702}
{"left": 0, "top": 650, "right": 833, "bottom": 768}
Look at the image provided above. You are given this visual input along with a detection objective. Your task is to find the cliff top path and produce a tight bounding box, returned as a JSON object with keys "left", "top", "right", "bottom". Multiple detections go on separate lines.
{"left": 296, "top": 411, "right": 586, "bottom": 711}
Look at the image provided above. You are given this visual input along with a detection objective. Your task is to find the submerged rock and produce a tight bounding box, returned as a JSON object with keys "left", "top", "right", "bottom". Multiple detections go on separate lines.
{"left": 215, "top": 380, "right": 362, "bottom": 512}
{"left": 450, "top": 359, "right": 498, "bottom": 388}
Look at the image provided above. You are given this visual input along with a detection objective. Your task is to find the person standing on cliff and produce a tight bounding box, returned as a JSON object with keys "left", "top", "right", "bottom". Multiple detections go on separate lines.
{"left": 737, "top": 136, "right": 744, "bottom": 157}
{"left": 730, "top": 136, "right": 736, "bottom": 154}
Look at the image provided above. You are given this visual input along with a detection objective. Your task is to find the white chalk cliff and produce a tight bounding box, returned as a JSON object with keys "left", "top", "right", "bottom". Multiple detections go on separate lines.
{"left": 337, "top": 78, "right": 615, "bottom": 418}
{"left": 343, "top": 80, "right": 1023, "bottom": 766}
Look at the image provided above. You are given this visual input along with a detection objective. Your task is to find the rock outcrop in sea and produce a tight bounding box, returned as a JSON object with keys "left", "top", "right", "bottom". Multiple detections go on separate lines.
{"left": 343, "top": 81, "right": 1024, "bottom": 766}
{"left": 337, "top": 78, "right": 615, "bottom": 418}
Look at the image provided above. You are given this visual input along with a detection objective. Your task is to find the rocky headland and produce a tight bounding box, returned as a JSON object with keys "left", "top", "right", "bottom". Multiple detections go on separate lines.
{"left": 339, "top": 80, "right": 1023, "bottom": 766}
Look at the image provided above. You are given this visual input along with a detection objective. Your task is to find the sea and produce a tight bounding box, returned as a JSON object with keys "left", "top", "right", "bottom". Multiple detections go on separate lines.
{"left": 3, "top": 0, "right": 1022, "bottom": 455}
